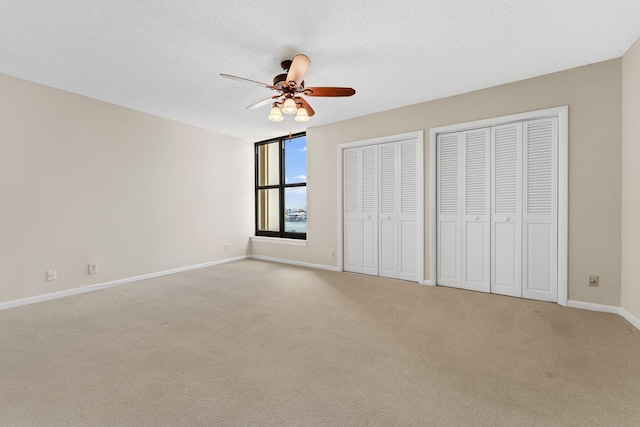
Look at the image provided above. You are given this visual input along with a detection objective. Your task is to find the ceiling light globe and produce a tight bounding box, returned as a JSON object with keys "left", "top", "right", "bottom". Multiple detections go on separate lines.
{"left": 282, "top": 98, "right": 297, "bottom": 114}
{"left": 268, "top": 105, "right": 284, "bottom": 122}
{"left": 295, "top": 107, "right": 310, "bottom": 122}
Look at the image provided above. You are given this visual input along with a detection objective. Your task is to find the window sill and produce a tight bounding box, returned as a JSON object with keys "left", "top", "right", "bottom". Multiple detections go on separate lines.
{"left": 250, "top": 236, "right": 307, "bottom": 246}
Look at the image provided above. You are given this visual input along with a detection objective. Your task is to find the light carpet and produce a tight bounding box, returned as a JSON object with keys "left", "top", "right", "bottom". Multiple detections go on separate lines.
{"left": 1, "top": 259, "right": 639, "bottom": 426}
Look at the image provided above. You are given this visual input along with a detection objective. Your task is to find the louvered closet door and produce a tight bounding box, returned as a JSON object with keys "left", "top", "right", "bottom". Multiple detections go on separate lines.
{"left": 343, "top": 148, "right": 361, "bottom": 273}
{"left": 462, "top": 129, "right": 491, "bottom": 292}
{"left": 343, "top": 137, "right": 419, "bottom": 280}
{"left": 399, "top": 139, "right": 418, "bottom": 281}
{"left": 437, "top": 133, "right": 462, "bottom": 288}
{"left": 522, "top": 118, "right": 558, "bottom": 302}
{"left": 491, "top": 123, "right": 523, "bottom": 297}
{"left": 360, "top": 145, "right": 379, "bottom": 276}
{"left": 379, "top": 143, "right": 398, "bottom": 278}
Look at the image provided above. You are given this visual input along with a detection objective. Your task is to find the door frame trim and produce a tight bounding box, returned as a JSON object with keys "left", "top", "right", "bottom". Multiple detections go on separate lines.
{"left": 429, "top": 106, "right": 569, "bottom": 305}
{"left": 337, "top": 131, "right": 424, "bottom": 283}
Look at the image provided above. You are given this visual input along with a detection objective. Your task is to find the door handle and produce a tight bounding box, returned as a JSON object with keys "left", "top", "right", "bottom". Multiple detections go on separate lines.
{"left": 504, "top": 217, "right": 510, "bottom": 221}
{"left": 473, "top": 216, "right": 479, "bottom": 221}
{"left": 367, "top": 215, "right": 371, "bottom": 219}
{"left": 387, "top": 215, "right": 391, "bottom": 220}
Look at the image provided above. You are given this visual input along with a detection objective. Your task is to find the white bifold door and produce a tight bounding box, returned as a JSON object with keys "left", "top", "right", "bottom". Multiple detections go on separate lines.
{"left": 437, "top": 117, "right": 558, "bottom": 302}
{"left": 343, "top": 138, "right": 420, "bottom": 282}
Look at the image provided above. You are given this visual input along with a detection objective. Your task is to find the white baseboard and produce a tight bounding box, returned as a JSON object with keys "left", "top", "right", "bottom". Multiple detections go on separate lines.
{"left": 250, "top": 255, "right": 340, "bottom": 272}
{"left": 552, "top": 300, "right": 640, "bottom": 331}
{"left": 422, "top": 279, "right": 434, "bottom": 286}
{"left": 0, "top": 256, "right": 248, "bottom": 311}
{"left": 0, "top": 286, "right": 99, "bottom": 311}
{"left": 567, "top": 300, "right": 621, "bottom": 315}
{"left": 620, "top": 307, "right": 640, "bottom": 330}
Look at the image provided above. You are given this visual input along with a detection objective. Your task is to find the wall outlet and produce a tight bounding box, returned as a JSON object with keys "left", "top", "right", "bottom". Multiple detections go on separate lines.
{"left": 46, "top": 269, "right": 57, "bottom": 281}
{"left": 224, "top": 243, "right": 230, "bottom": 252}
{"left": 588, "top": 274, "right": 599, "bottom": 287}
{"left": 88, "top": 263, "right": 98, "bottom": 274}
{"left": 330, "top": 249, "right": 336, "bottom": 258}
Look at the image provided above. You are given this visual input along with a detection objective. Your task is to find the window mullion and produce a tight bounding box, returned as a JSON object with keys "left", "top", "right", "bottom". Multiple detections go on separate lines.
{"left": 279, "top": 138, "right": 285, "bottom": 237}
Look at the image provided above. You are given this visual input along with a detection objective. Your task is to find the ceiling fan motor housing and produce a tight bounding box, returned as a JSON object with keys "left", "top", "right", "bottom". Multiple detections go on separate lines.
{"left": 273, "top": 73, "right": 305, "bottom": 92}
{"left": 273, "top": 73, "right": 287, "bottom": 87}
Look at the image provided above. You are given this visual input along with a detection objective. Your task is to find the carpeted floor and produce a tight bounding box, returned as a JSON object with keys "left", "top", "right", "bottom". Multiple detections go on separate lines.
{"left": 1, "top": 259, "right": 639, "bottom": 426}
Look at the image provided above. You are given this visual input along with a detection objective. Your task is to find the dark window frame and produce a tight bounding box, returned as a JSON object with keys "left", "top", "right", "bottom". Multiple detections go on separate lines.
{"left": 255, "top": 132, "right": 307, "bottom": 240}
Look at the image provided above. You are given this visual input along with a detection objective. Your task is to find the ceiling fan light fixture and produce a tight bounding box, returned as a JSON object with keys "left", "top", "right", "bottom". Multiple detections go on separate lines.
{"left": 295, "top": 107, "right": 310, "bottom": 122}
{"left": 221, "top": 54, "right": 355, "bottom": 123}
{"left": 268, "top": 105, "right": 284, "bottom": 122}
{"left": 282, "top": 98, "right": 297, "bottom": 114}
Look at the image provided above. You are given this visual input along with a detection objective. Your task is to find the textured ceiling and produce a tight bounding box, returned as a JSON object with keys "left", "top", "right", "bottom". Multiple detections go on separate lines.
{"left": 1, "top": 1, "right": 640, "bottom": 142}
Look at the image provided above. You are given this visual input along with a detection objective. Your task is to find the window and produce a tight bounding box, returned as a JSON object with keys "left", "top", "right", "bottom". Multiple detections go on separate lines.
{"left": 255, "top": 132, "right": 307, "bottom": 239}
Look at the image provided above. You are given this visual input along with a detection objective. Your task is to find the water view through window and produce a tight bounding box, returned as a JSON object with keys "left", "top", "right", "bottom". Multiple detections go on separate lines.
{"left": 284, "top": 136, "right": 307, "bottom": 233}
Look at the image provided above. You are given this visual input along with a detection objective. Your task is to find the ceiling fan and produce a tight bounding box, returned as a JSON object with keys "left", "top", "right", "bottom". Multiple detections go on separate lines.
{"left": 220, "top": 54, "right": 356, "bottom": 122}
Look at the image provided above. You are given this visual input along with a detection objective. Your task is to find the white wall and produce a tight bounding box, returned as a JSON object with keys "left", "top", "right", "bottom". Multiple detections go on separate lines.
{"left": 0, "top": 74, "right": 254, "bottom": 303}
{"left": 621, "top": 38, "right": 640, "bottom": 323}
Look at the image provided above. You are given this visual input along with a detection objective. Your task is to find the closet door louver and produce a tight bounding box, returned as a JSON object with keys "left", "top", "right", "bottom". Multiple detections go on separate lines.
{"left": 399, "top": 139, "right": 418, "bottom": 281}
{"left": 522, "top": 118, "right": 558, "bottom": 302}
{"left": 491, "top": 123, "right": 523, "bottom": 297}
{"left": 343, "top": 148, "right": 361, "bottom": 273}
{"left": 379, "top": 142, "right": 398, "bottom": 278}
{"left": 361, "top": 145, "right": 379, "bottom": 276}
{"left": 437, "top": 133, "right": 462, "bottom": 288}
{"left": 462, "top": 129, "right": 491, "bottom": 292}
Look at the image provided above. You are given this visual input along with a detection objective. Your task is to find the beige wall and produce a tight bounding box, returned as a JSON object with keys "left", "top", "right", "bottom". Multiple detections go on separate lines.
{"left": 0, "top": 74, "right": 254, "bottom": 303}
{"left": 1, "top": 57, "right": 626, "bottom": 309}
{"left": 621, "top": 38, "right": 640, "bottom": 320}
{"left": 252, "top": 59, "right": 623, "bottom": 306}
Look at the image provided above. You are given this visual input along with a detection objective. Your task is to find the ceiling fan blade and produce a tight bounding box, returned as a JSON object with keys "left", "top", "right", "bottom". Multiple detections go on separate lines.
{"left": 296, "top": 96, "right": 315, "bottom": 117}
{"left": 246, "top": 96, "right": 280, "bottom": 110}
{"left": 286, "top": 54, "right": 310, "bottom": 88}
{"left": 303, "top": 87, "right": 356, "bottom": 97}
{"left": 220, "top": 73, "right": 276, "bottom": 90}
